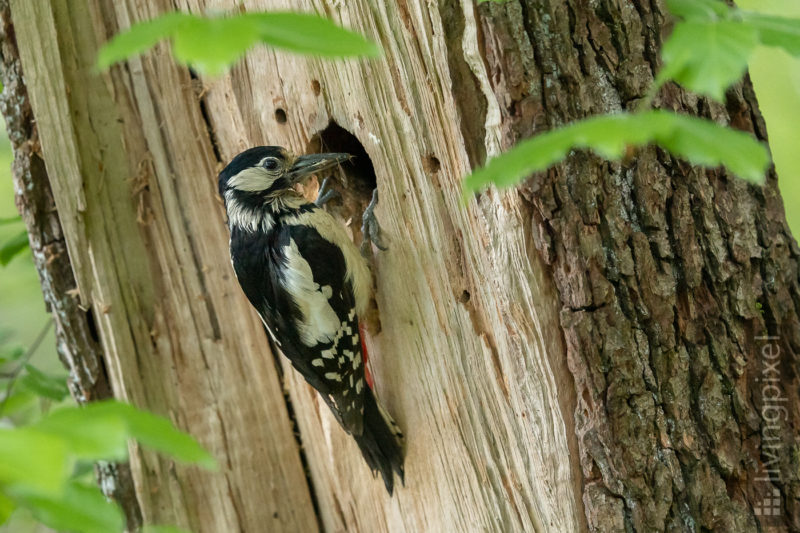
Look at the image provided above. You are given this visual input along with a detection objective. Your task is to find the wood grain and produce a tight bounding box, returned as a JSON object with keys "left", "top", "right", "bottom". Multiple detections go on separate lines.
{"left": 185, "top": 0, "right": 583, "bottom": 531}
{"left": 11, "top": 0, "right": 584, "bottom": 531}
{"left": 10, "top": 1, "right": 318, "bottom": 531}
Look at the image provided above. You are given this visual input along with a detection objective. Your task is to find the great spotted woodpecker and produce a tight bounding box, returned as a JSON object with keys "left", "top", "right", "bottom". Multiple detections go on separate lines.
{"left": 218, "top": 146, "right": 404, "bottom": 493}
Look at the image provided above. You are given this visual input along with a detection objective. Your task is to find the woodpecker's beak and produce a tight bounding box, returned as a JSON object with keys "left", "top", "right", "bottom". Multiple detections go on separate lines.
{"left": 287, "top": 153, "right": 350, "bottom": 184}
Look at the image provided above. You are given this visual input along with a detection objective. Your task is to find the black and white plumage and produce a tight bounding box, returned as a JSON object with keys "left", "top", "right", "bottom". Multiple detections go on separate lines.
{"left": 218, "top": 146, "right": 404, "bottom": 493}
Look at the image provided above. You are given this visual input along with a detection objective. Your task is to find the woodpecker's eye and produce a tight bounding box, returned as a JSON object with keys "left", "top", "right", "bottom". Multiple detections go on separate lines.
{"left": 263, "top": 157, "right": 280, "bottom": 171}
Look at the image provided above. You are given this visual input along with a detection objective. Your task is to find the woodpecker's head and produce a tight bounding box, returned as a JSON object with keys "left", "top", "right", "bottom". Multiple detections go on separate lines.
{"left": 218, "top": 146, "right": 349, "bottom": 200}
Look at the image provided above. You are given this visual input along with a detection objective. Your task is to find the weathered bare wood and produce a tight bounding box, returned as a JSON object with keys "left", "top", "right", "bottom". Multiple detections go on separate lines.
{"left": 9, "top": 1, "right": 318, "bottom": 531}
{"left": 182, "top": 0, "right": 584, "bottom": 531}
{"left": 12, "top": 0, "right": 584, "bottom": 530}
{"left": 0, "top": 2, "right": 142, "bottom": 528}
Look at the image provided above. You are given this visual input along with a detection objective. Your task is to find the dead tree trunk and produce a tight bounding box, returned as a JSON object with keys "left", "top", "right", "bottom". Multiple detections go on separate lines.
{"left": 5, "top": 0, "right": 799, "bottom": 532}
{"left": 0, "top": 1, "right": 143, "bottom": 528}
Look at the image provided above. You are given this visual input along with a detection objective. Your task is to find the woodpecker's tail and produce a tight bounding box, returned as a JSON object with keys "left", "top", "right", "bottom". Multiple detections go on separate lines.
{"left": 354, "top": 390, "right": 405, "bottom": 494}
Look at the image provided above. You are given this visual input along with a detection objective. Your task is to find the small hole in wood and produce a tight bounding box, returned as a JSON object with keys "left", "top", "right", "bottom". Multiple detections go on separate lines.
{"left": 311, "top": 79, "right": 321, "bottom": 96}
{"left": 423, "top": 154, "right": 441, "bottom": 174}
{"left": 459, "top": 290, "right": 471, "bottom": 304}
{"left": 274, "top": 108, "right": 287, "bottom": 124}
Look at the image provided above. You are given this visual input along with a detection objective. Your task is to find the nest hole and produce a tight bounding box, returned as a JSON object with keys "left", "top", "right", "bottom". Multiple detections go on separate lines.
{"left": 307, "top": 121, "right": 381, "bottom": 332}
{"left": 307, "top": 121, "right": 377, "bottom": 206}
{"left": 274, "top": 108, "right": 287, "bottom": 124}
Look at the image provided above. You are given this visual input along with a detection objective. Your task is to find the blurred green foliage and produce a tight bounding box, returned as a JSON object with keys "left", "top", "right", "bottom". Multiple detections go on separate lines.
{"left": 0, "top": 119, "right": 215, "bottom": 531}
{"left": 661, "top": 0, "right": 800, "bottom": 101}
{"left": 97, "top": 11, "right": 382, "bottom": 75}
{"left": 1, "top": 322, "right": 216, "bottom": 532}
{"left": 0, "top": 400, "right": 215, "bottom": 531}
{"left": 737, "top": 0, "right": 800, "bottom": 236}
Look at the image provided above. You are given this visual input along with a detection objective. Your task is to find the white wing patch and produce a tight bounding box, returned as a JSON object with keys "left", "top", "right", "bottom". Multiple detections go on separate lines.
{"left": 282, "top": 209, "right": 372, "bottom": 316}
{"left": 280, "top": 237, "right": 341, "bottom": 346}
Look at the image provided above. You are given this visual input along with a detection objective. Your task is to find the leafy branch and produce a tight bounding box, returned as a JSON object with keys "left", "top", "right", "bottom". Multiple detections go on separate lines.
{"left": 0, "top": 327, "right": 214, "bottom": 532}
{"left": 0, "top": 320, "right": 55, "bottom": 416}
{"left": 0, "top": 400, "right": 216, "bottom": 531}
{"left": 97, "top": 11, "right": 382, "bottom": 75}
{"left": 464, "top": 111, "right": 769, "bottom": 193}
{"left": 464, "top": 0, "right": 800, "bottom": 196}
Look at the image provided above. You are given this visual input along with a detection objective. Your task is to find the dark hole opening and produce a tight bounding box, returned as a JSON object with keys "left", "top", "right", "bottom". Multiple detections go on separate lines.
{"left": 274, "top": 108, "right": 287, "bottom": 124}
{"left": 307, "top": 121, "right": 377, "bottom": 198}
{"left": 306, "top": 121, "right": 381, "bottom": 331}
{"left": 85, "top": 308, "right": 100, "bottom": 344}
{"left": 311, "top": 79, "right": 321, "bottom": 96}
{"left": 424, "top": 154, "right": 441, "bottom": 174}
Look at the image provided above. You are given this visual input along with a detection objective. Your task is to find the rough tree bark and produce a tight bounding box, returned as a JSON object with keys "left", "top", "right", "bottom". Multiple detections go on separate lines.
{"left": 4, "top": 1, "right": 799, "bottom": 532}
{"left": 0, "top": 2, "right": 142, "bottom": 528}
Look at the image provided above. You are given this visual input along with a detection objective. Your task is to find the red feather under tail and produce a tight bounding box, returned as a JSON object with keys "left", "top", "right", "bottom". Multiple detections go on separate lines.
{"left": 358, "top": 322, "right": 374, "bottom": 389}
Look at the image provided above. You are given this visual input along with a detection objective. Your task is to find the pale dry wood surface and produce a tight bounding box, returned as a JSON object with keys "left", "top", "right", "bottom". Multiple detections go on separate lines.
{"left": 11, "top": 0, "right": 318, "bottom": 531}
{"left": 11, "top": 0, "right": 584, "bottom": 531}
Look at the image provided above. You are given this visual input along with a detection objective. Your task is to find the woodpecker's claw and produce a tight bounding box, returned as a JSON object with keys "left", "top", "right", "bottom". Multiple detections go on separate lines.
{"left": 315, "top": 176, "right": 341, "bottom": 207}
{"left": 360, "top": 189, "right": 388, "bottom": 257}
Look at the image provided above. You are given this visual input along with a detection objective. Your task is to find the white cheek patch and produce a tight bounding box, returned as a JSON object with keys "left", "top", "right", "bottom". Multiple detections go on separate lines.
{"left": 228, "top": 167, "right": 278, "bottom": 192}
{"left": 280, "top": 237, "right": 341, "bottom": 346}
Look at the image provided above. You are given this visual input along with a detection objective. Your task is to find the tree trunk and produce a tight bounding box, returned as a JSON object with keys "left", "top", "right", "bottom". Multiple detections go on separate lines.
{"left": 0, "top": 1, "right": 143, "bottom": 528}
{"left": 6, "top": 1, "right": 799, "bottom": 532}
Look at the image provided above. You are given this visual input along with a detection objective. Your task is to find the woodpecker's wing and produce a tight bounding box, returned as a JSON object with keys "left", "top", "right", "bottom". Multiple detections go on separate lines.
{"left": 268, "top": 222, "right": 367, "bottom": 434}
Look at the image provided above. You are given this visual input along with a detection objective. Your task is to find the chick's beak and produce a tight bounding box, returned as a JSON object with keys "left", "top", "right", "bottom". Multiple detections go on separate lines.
{"left": 287, "top": 152, "right": 350, "bottom": 184}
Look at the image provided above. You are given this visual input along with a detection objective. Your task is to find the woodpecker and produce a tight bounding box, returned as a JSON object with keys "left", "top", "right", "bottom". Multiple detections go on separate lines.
{"left": 218, "top": 146, "right": 404, "bottom": 493}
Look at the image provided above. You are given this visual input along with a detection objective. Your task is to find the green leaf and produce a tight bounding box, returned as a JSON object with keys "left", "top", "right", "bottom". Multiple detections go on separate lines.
{"left": 91, "top": 401, "right": 217, "bottom": 468}
{"left": 0, "top": 344, "right": 24, "bottom": 361}
{"left": 744, "top": 13, "right": 800, "bottom": 57}
{"left": 656, "top": 113, "right": 770, "bottom": 182}
{"left": 171, "top": 15, "right": 261, "bottom": 76}
{"left": 0, "top": 389, "right": 38, "bottom": 417}
{"left": 0, "top": 230, "right": 29, "bottom": 266}
{"left": 0, "top": 216, "right": 22, "bottom": 226}
{"left": 462, "top": 111, "right": 769, "bottom": 196}
{"left": 96, "top": 12, "right": 189, "bottom": 70}
{"left": 97, "top": 11, "right": 381, "bottom": 76}
{"left": 15, "top": 481, "right": 123, "bottom": 533}
{"left": 249, "top": 13, "right": 382, "bottom": 58}
{"left": 33, "top": 401, "right": 216, "bottom": 467}
{"left": 143, "top": 526, "right": 193, "bottom": 533}
{"left": 0, "top": 491, "right": 15, "bottom": 526}
{"left": 71, "top": 460, "right": 98, "bottom": 482}
{"left": 35, "top": 404, "right": 129, "bottom": 461}
{"left": 18, "top": 364, "right": 69, "bottom": 401}
{"left": 0, "top": 428, "right": 71, "bottom": 495}
{"left": 659, "top": 20, "right": 757, "bottom": 101}
{"left": 666, "top": 0, "right": 730, "bottom": 21}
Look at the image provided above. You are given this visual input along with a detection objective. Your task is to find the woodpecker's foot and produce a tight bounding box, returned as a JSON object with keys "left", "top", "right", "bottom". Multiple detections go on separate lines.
{"left": 315, "top": 176, "right": 340, "bottom": 207}
{"left": 360, "top": 189, "right": 388, "bottom": 257}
